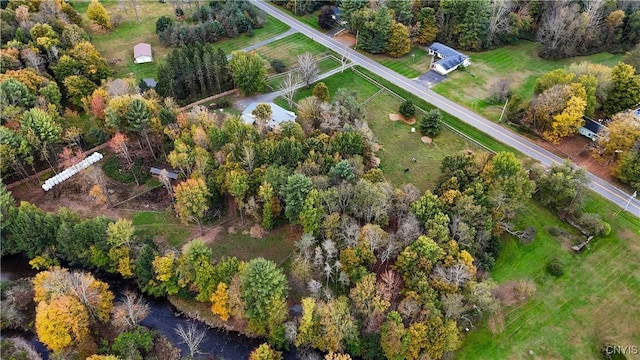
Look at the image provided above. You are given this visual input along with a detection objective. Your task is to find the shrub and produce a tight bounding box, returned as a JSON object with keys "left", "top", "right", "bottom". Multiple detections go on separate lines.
{"left": 547, "top": 226, "right": 563, "bottom": 237}
{"left": 270, "top": 59, "right": 287, "bottom": 73}
{"left": 112, "top": 326, "right": 154, "bottom": 360}
{"left": 546, "top": 261, "right": 564, "bottom": 277}
{"left": 399, "top": 100, "right": 416, "bottom": 119}
{"left": 578, "top": 213, "right": 611, "bottom": 237}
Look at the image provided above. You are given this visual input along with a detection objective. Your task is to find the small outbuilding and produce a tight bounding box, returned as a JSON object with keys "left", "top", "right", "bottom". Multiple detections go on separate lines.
{"left": 141, "top": 78, "right": 157, "bottom": 89}
{"left": 241, "top": 102, "right": 297, "bottom": 129}
{"left": 578, "top": 117, "right": 606, "bottom": 141}
{"left": 428, "top": 42, "right": 471, "bottom": 75}
{"left": 133, "top": 43, "right": 153, "bottom": 64}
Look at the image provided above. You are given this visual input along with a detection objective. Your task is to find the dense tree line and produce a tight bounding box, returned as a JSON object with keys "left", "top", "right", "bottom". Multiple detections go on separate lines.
{"left": 271, "top": 0, "right": 325, "bottom": 16}
{"left": 156, "top": 44, "right": 233, "bottom": 104}
{"left": 335, "top": 0, "right": 640, "bottom": 57}
{"left": 157, "top": 0, "right": 267, "bottom": 47}
{"left": 0, "top": 0, "right": 116, "bottom": 181}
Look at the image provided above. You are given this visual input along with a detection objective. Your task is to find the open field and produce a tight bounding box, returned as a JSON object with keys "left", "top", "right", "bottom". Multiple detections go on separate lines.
{"left": 433, "top": 41, "right": 624, "bottom": 121}
{"left": 131, "top": 211, "right": 191, "bottom": 247}
{"left": 456, "top": 198, "right": 640, "bottom": 359}
{"left": 257, "top": 33, "right": 328, "bottom": 68}
{"left": 368, "top": 47, "right": 432, "bottom": 79}
{"left": 206, "top": 224, "right": 297, "bottom": 265}
{"left": 74, "top": 1, "right": 174, "bottom": 80}
{"left": 365, "top": 92, "right": 480, "bottom": 192}
{"left": 75, "top": 2, "right": 289, "bottom": 80}
{"left": 355, "top": 67, "right": 515, "bottom": 154}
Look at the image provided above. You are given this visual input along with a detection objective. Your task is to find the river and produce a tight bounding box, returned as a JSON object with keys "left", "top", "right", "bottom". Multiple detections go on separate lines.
{"left": 0, "top": 255, "right": 296, "bottom": 359}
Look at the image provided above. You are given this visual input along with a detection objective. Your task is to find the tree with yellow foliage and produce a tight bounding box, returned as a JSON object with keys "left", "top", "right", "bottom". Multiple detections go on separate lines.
{"left": 387, "top": 22, "right": 411, "bottom": 58}
{"left": 86, "top": 355, "right": 121, "bottom": 360}
{"left": 35, "top": 295, "right": 90, "bottom": 352}
{"left": 544, "top": 95, "right": 586, "bottom": 143}
{"left": 596, "top": 112, "right": 640, "bottom": 163}
{"left": 174, "top": 177, "right": 210, "bottom": 235}
{"left": 210, "top": 282, "right": 230, "bottom": 321}
{"left": 87, "top": 0, "right": 111, "bottom": 29}
{"left": 249, "top": 343, "right": 282, "bottom": 360}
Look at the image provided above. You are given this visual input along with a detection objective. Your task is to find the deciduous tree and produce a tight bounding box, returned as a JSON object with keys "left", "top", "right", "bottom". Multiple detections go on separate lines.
{"left": 35, "top": 295, "right": 90, "bottom": 352}
{"left": 174, "top": 178, "right": 210, "bottom": 235}
{"left": 387, "top": 22, "right": 411, "bottom": 58}
{"left": 250, "top": 343, "right": 283, "bottom": 360}
{"left": 87, "top": 0, "right": 111, "bottom": 29}
{"left": 298, "top": 52, "right": 319, "bottom": 89}
{"left": 604, "top": 63, "right": 640, "bottom": 116}
{"left": 229, "top": 51, "right": 267, "bottom": 96}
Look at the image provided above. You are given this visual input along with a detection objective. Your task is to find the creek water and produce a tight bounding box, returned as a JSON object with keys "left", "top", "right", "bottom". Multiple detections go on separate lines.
{"left": 0, "top": 255, "right": 296, "bottom": 359}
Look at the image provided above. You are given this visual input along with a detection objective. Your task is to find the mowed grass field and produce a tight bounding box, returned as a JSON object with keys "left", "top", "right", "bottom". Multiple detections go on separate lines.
{"left": 456, "top": 198, "right": 640, "bottom": 359}
{"left": 366, "top": 92, "right": 480, "bottom": 192}
{"left": 274, "top": 67, "right": 381, "bottom": 110}
{"left": 433, "top": 41, "right": 623, "bottom": 121}
{"left": 132, "top": 211, "right": 190, "bottom": 247}
{"left": 74, "top": 2, "right": 289, "bottom": 80}
{"left": 206, "top": 224, "right": 297, "bottom": 265}
{"left": 369, "top": 47, "right": 432, "bottom": 78}
{"left": 257, "top": 33, "right": 328, "bottom": 68}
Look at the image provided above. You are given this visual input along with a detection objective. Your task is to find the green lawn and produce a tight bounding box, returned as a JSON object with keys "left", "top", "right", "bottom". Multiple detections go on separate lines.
{"left": 369, "top": 47, "right": 432, "bottom": 79}
{"left": 456, "top": 198, "right": 640, "bottom": 359}
{"left": 75, "top": 0, "right": 174, "bottom": 80}
{"left": 214, "top": 16, "right": 290, "bottom": 55}
{"left": 206, "top": 224, "right": 296, "bottom": 265}
{"left": 366, "top": 92, "right": 480, "bottom": 192}
{"left": 355, "top": 67, "right": 515, "bottom": 154}
{"left": 267, "top": 56, "right": 342, "bottom": 90}
{"left": 275, "top": 67, "right": 381, "bottom": 110}
{"left": 131, "top": 211, "right": 191, "bottom": 248}
{"left": 257, "top": 33, "right": 328, "bottom": 68}
{"left": 76, "top": 1, "right": 289, "bottom": 81}
{"left": 433, "top": 41, "right": 624, "bottom": 121}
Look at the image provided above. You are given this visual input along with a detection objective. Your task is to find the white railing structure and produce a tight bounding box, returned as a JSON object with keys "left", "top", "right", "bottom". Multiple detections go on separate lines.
{"left": 42, "top": 152, "right": 104, "bottom": 191}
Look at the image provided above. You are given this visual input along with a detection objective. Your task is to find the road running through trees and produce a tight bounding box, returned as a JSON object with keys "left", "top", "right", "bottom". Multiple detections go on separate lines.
{"left": 254, "top": 0, "right": 640, "bottom": 218}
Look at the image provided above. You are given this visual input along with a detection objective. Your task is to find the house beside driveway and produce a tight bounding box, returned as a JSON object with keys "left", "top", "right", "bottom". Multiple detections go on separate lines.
{"left": 428, "top": 42, "right": 470, "bottom": 75}
{"left": 241, "top": 102, "right": 297, "bottom": 129}
{"left": 133, "top": 43, "right": 153, "bottom": 64}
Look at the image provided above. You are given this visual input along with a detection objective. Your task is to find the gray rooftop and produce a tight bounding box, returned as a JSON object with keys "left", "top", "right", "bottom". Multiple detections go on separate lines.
{"left": 241, "top": 102, "right": 297, "bottom": 127}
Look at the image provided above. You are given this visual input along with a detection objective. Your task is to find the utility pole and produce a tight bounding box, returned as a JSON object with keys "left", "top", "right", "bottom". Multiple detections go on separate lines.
{"left": 616, "top": 190, "right": 637, "bottom": 216}
{"left": 499, "top": 97, "right": 509, "bottom": 123}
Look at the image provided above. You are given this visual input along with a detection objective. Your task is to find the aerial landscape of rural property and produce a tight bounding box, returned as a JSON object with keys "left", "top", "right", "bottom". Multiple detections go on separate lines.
{"left": 1, "top": 0, "right": 640, "bottom": 359}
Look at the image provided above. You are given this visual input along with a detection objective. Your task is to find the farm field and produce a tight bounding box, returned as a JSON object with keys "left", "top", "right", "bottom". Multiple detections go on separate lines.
{"left": 75, "top": 1, "right": 289, "bottom": 80}
{"left": 455, "top": 198, "right": 640, "bottom": 359}
{"left": 432, "top": 41, "right": 623, "bottom": 121}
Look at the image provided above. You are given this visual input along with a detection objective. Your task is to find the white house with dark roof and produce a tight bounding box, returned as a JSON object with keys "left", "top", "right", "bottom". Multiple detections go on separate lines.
{"left": 241, "top": 102, "right": 297, "bottom": 129}
{"left": 578, "top": 117, "right": 606, "bottom": 141}
{"left": 133, "top": 43, "right": 153, "bottom": 64}
{"left": 428, "top": 42, "right": 470, "bottom": 75}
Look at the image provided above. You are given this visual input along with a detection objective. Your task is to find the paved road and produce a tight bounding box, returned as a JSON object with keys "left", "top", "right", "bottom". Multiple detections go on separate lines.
{"left": 254, "top": 0, "right": 640, "bottom": 218}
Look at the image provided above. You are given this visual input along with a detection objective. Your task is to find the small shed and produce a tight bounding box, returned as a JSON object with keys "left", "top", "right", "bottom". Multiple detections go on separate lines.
{"left": 142, "top": 78, "right": 157, "bottom": 88}
{"left": 133, "top": 43, "right": 153, "bottom": 64}
{"left": 428, "top": 42, "right": 471, "bottom": 75}
{"left": 241, "top": 102, "right": 297, "bottom": 129}
{"left": 150, "top": 167, "right": 178, "bottom": 179}
{"left": 578, "top": 117, "right": 606, "bottom": 141}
